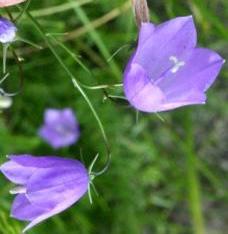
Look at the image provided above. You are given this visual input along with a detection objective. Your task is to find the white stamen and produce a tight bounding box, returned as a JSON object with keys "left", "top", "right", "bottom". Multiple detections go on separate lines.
{"left": 10, "top": 186, "right": 26, "bottom": 195}
{"left": 169, "top": 56, "right": 185, "bottom": 73}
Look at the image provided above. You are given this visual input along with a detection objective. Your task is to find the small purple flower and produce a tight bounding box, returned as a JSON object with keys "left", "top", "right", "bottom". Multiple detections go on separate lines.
{"left": 39, "top": 108, "right": 80, "bottom": 149}
{"left": 0, "top": 155, "right": 89, "bottom": 232}
{"left": 0, "top": 17, "right": 17, "bottom": 44}
{"left": 124, "top": 16, "right": 225, "bottom": 112}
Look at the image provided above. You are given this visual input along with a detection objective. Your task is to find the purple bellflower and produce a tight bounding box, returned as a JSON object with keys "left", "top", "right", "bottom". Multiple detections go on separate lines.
{"left": 123, "top": 16, "right": 225, "bottom": 112}
{"left": 0, "top": 155, "right": 89, "bottom": 233}
{"left": 39, "top": 108, "right": 80, "bottom": 149}
{"left": 0, "top": 17, "right": 17, "bottom": 44}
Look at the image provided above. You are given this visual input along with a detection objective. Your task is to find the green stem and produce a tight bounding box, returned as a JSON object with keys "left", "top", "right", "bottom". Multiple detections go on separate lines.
{"left": 2, "top": 44, "right": 9, "bottom": 75}
{"left": 184, "top": 111, "right": 205, "bottom": 234}
{"left": 46, "top": 34, "right": 91, "bottom": 75}
{"left": 15, "top": 0, "right": 32, "bottom": 23}
{"left": 47, "top": 34, "right": 123, "bottom": 91}
{"left": 25, "top": 10, "right": 111, "bottom": 176}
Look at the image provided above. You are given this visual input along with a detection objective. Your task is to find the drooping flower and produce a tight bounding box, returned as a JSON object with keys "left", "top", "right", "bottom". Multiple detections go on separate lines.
{"left": 0, "top": 0, "right": 26, "bottom": 7}
{"left": 38, "top": 108, "right": 80, "bottom": 149}
{"left": 0, "top": 155, "right": 89, "bottom": 233}
{"left": 123, "top": 16, "right": 225, "bottom": 113}
{"left": 0, "top": 17, "right": 17, "bottom": 44}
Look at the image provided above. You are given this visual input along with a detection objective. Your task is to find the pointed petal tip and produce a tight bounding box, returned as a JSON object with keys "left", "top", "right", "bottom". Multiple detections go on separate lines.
{"left": 10, "top": 212, "right": 16, "bottom": 219}
{"left": 172, "top": 15, "right": 193, "bottom": 20}
{"left": 182, "top": 15, "right": 193, "bottom": 19}
{"left": 0, "top": 161, "right": 9, "bottom": 172}
{"left": 20, "top": 218, "right": 40, "bottom": 233}
{"left": 22, "top": 226, "right": 29, "bottom": 233}
{"left": 9, "top": 212, "right": 21, "bottom": 221}
{"left": 201, "top": 100, "right": 206, "bottom": 105}
{"left": 141, "top": 22, "right": 153, "bottom": 26}
{"left": 0, "top": 155, "right": 12, "bottom": 171}
{"left": 173, "top": 15, "right": 195, "bottom": 26}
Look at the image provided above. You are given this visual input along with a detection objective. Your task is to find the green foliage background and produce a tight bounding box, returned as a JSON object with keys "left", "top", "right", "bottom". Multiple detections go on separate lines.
{"left": 0, "top": 0, "right": 227, "bottom": 234}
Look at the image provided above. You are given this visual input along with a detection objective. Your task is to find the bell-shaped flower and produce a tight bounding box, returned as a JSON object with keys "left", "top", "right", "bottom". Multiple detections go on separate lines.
{"left": 0, "top": 155, "right": 89, "bottom": 233}
{"left": 38, "top": 108, "right": 80, "bottom": 149}
{"left": 0, "top": 0, "right": 26, "bottom": 7}
{"left": 123, "top": 16, "right": 225, "bottom": 113}
{"left": 0, "top": 17, "right": 17, "bottom": 44}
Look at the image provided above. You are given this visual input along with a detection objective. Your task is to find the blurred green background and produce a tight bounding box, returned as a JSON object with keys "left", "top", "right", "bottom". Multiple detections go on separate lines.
{"left": 0, "top": 0, "right": 227, "bottom": 233}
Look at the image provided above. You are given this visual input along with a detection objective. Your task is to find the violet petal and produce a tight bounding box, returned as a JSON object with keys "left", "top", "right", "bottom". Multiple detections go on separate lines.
{"left": 124, "top": 63, "right": 165, "bottom": 112}
{"left": 26, "top": 163, "right": 88, "bottom": 208}
{"left": 123, "top": 16, "right": 224, "bottom": 112}
{"left": 159, "top": 48, "right": 224, "bottom": 93}
{"left": 39, "top": 108, "right": 80, "bottom": 149}
{"left": 0, "top": 160, "right": 36, "bottom": 185}
{"left": 9, "top": 155, "right": 82, "bottom": 168}
{"left": 11, "top": 194, "right": 48, "bottom": 221}
{"left": 0, "top": 17, "right": 17, "bottom": 43}
{"left": 133, "top": 16, "right": 196, "bottom": 81}
{"left": 22, "top": 192, "right": 85, "bottom": 233}
{"left": 138, "top": 22, "right": 155, "bottom": 45}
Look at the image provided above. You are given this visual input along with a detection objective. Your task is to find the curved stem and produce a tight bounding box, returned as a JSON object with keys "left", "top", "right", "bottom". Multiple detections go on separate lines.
{"left": 10, "top": 47, "right": 24, "bottom": 95}
{"left": 15, "top": 0, "right": 32, "bottom": 23}
{"left": 2, "top": 11, "right": 24, "bottom": 97}
{"left": 49, "top": 32, "right": 124, "bottom": 108}
{"left": 46, "top": 34, "right": 123, "bottom": 91}
{"left": 25, "top": 10, "right": 111, "bottom": 176}
{"left": 0, "top": 47, "right": 24, "bottom": 97}
{"left": 107, "top": 44, "right": 130, "bottom": 62}
{"left": 47, "top": 34, "right": 91, "bottom": 75}
{"left": 0, "top": 73, "right": 10, "bottom": 86}
{"left": 2, "top": 44, "right": 9, "bottom": 75}
{"left": 16, "top": 37, "right": 43, "bottom": 50}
